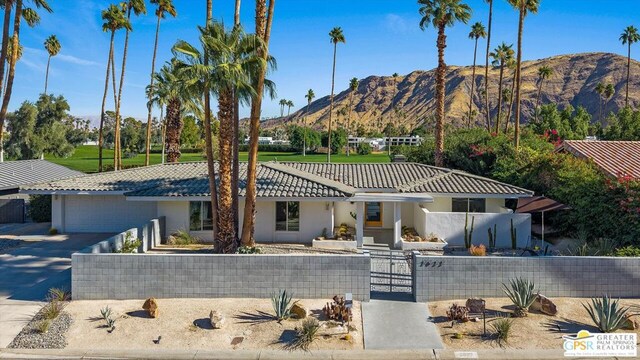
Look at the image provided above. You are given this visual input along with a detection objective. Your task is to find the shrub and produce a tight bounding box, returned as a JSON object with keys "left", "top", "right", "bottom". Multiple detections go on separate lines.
{"left": 28, "top": 195, "right": 51, "bottom": 223}
{"left": 502, "top": 278, "right": 537, "bottom": 317}
{"left": 168, "top": 230, "right": 202, "bottom": 246}
{"left": 290, "top": 318, "right": 320, "bottom": 351}
{"left": 357, "top": 142, "right": 372, "bottom": 155}
{"left": 583, "top": 295, "right": 630, "bottom": 333}
{"left": 271, "top": 290, "right": 293, "bottom": 322}
{"left": 469, "top": 244, "right": 486, "bottom": 256}
{"left": 114, "top": 231, "right": 142, "bottom": 253}
{"left": 48, "top": 227, "right": 58, "bottom": 235}
{"left": 491, "top": 316, "right": 514, "bottom": 345}
{"left": 237, "top": 246, "right": 261, "bottom": 254}
{"left": 47, "top": 287, "right": 70, "bottom": 302}
{"left": 613, "top": 246, "right": 640, "bottom": 257}
{"left": 36, "top": 319, "right": 51, "bottom": 334}
{"left": 41, "top": 301, "right": 62, "bottom": 320}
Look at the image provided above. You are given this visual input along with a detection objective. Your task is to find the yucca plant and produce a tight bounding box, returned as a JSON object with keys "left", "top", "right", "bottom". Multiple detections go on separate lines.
{"left": 502, "top": 278, "right": 537, "bottom": 317}
{"left": 47, "top": 287, "right": 71, "bottom": 302}
{"left": 100, "top": 306, "right": 112, "bottom": 322}
{"left": 583, "top": 295, "right": 630, "bottom": 333}
{"left": 271, "top": 289, "right": 293, "bottom": 323}
{"left": 289, "top": 317, "right": 321, "bottom": 351}
{"left": 491, "top": 316, "right": 513, "bottom": 345}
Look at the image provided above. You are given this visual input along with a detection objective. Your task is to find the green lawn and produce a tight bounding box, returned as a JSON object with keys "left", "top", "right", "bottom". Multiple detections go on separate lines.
{"left": 46, "top": 145, "right": 390, "bottom": 173}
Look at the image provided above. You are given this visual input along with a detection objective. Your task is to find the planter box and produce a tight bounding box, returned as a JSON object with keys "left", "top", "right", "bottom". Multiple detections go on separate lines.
{"left": 312, "top": 239, "right": 358, "bottom": 250}
{"left": 400, "top": 239, "right": 448, "bottom": 251}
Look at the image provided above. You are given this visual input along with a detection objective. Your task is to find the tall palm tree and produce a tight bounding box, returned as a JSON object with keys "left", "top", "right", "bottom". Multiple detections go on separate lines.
{"left": 279, "top": 98, "right": 287, "bottom": 117}
{"left": 604, "top": 83, "right": 615, "bottom": 117}
{"left": 3, "top": 36, "right": 22, "bottom": 94}
{"left": 145, "top": 78, "right": 168, "bottom": 163}
{"left": 490, "top": 42, "right": 514, "bottom": 133}
{"left": 388, "top": 72, "right": 399, "bottom": 156}
{"left": 114, "top": 0, "right": 146, "bottom": 170}
{"left": 508, "top": 0, "right": 540, "bottom": 149}
{"left": 144, "top": 0, "right": 176, "bottom": 166}
{"left": 241, "top": 0, "right": 275, "bottom": 247}
{"left": 419, "top": 0, "right": 471, "bottom": 167}
{"left": 467, "top": 22, "right": 486, "bottom": 127}
{"left": 327, "top": 26, "right": 345, "bottom": 163}
{"left": 43, "top": 34, "right": 60, "bottom": 94}
{"left": 347, "top": 77, "right": 358, "bottom": 156}
{"left": 504, "top": 57, "right": 517, "bottom": 132}
{"left": 0, "top": 0, "right": 52, "bottom": 162}
{"left": 152, "top": 60, "right": 184, "bottom": 163}
{"left": 303, "top": 88, "right": 314, "bottom": 156}
{"left": 534, "top": 65, "right": 553, "bottom": 123}
{"left": 286, "top": 100, "right": 294, "bottom": 116}
{"left": 620, "top": 25, "right": 639, "bottom": 108}
{"left": 595, "top": 82, "right": 605, "bottom": 122}
{"left": 483, "top": 0, "right": 493, "bottom": 131}
{"left": 232, "top": 0, "right": 242, "bottom": 242}
{"left": 98, "top": 4, "right": 129, "bottom": 172}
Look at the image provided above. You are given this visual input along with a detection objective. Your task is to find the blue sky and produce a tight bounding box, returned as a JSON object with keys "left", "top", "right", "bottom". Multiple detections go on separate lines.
{"left": 11, "top": 0, "right": 640, "bottom": 125}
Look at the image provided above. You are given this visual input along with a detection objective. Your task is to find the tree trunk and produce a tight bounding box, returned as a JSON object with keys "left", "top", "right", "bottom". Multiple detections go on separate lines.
{"left": 484, "top": 0, "right": 493, "bottom": 132}
{"left": 115, "top": 8, "right": 133, "bottom": 171}
{"left": 303, "top": 99, "right": 310, "bottom": 156}
{"left": 204, "top": 0, "right": 219, "bottom": 247}
{"left": 494, "top": 63, "right": 504, "bottom": 133}
{"left": 44, "top": 55, "right": 51, "bottom": 94}
{"left": 505, "top": 69, "right": 516, "bottom": 133}
{"left": 241, "top": 0, "right": 274, "bottom": 247}
{"left": 626, "top": 43, "right": 631, "bottom": 108}
{"left": 99, "top": 31, "right": 115, "bottom": 173}
{"left": 217, "top": 89, "right": 236, "bottom": 253}
{"left": 164, "top": 97, "right": 182, "bottom": 163}
{"left": 347, "top": 90, "right": 354, "bottom": 156}
{"left": 110, "top": 48, "right": 119, "bottom": 170}
{"left": 434, "top": 24, "right": 447, "bottom": 168}
{"left": 234, "top": 0, "right": 241, "bottom": 25}
{"left": 513, "top": 5, "right": 525, "bottom": 150}
{"left": 160, "top": 106, "right": 165, "bottom": 164}
{"left": 468, "top": 37, "right": 479, "bottom": 127}
{"left": 327, "top": 42, "right": 337, "bottom": 163}
{"left": 231, "top": 1, "right": 241, "bottom": 245}
{"left": 145, "top": 15, "right": 161, "bottom": 166}
{"left": 0, "top": 2, "right": 13, "bottom": 103}
{"left": 534, "top": 77, "right": 543, "bottom": 124}
{"left": 0, "top": 0, "right": 22, "bottom": 163}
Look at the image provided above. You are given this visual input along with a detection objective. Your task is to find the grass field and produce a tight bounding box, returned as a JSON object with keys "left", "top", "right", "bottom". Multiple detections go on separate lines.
{"left": 46, "top": 145, "right": 391, "bottom": 173}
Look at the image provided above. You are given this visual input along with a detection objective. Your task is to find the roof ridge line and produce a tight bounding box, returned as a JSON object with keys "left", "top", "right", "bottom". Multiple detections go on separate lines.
{"left": 262, "top": 162, "right": 356, "bottom": 195}
{"left": 446, "top": 169, "right": 535, "bottom": 195}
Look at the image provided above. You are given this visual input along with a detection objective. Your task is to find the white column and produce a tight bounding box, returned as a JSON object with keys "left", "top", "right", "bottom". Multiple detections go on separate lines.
{"left": 356, "top": 202, "right": 364, "bottom": 247}
{"left": 329, "top": 202, "right": 335, "bottom": 237}
{"left": 393, "top": 202, "right": 402, "bottom": 249}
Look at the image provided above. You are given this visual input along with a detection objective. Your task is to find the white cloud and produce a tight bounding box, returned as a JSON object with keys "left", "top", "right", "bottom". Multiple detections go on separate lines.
{"left": 23, "top": 47, "right": 101, "bottom": 67}
{"left": 385, "top": 14, "right": 410, "bottom": 34}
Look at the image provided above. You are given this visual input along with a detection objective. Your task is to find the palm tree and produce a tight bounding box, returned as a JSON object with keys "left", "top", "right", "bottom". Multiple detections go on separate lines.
{"left": 303, "top": 88, "right": 315, "bottom": 156}
{"left": 620, "top": 25, "right": 639, "bottom": 108}
{"left": 508, "top": 0, "right": 540, "bottom": 149}
{"left": 3, "top": 37, "right": 22, "bottom": 94}
{"left": 534, "top": 65, "right": 553, "bottom": 123}
{"left": 98, "top": 4, "right": 129, "bottom": 172}
{"left": 389, "top": 72, "right": 399, "bottom": 156}
{"left": 419, "top": 0, "right": 472, "bottom": 167}
{"left": 604, "top": 83, "right": 615, "bottom": 116}
{"left": 483, "top": 0, "right": 493, "bottom": 131}
{"left": 595, "top": 82, "right": 605, "bottom": 122}
{"left": 490, "top": 42, "right": 514, "bottom": 133}
{"left": 43, "top": 34, "right": 60, "bottom": 94}
{"left": 467, "top": 22, "right": 486, "bottom": 127}
{"left": 279, "top": 98, "right": 287, "bottom": 117}
{"left": 241, "top": 0, "right": 275, "bottom": 247}
{"left": 151, "top": 60, "right": 184, "bottom": 163}
{"left": 145, "top": 78, "right": 168, "bottom": 163}
{"left": 286, "top": 100, "right": 294, "bottom": 116}
{"left": 144, "top": 0, "right": 177, "bottom": 166}
{"left": 347, "top": 77, "right": 358, "bottom": 156}
{"left": 504, "top": 57, "right": 517, "bottom": 132}
{"left": 327, "top": 26, "right": 345, "bottom": 163}
{"left": 203, "top": 0, "right": 218, "bottom": 242}
{"left": 114, "top": 0, "right": 146, "bottom": 170}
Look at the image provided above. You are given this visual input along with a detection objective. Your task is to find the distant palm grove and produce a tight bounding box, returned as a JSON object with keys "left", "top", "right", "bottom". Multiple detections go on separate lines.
{"left": 0, "top": 0, "right": 639, "bottom": 253}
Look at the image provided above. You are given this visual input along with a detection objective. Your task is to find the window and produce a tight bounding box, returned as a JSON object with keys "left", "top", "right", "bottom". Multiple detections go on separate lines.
{"left": 452, "top": 198, "right": 486, "bottom": 213}
{"left": 275, "top": 201, "right": 300, "bottom": 231}
{"left": 190, "top": 201, "right": 213, "bottom": 231}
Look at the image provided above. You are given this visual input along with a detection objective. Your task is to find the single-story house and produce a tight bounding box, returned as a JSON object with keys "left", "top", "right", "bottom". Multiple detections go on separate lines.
{"left": 558, "top": 140, "right": 640, "bottom": 179}
{"left": 21, "top": 161, "right": 534, "bottom": 249}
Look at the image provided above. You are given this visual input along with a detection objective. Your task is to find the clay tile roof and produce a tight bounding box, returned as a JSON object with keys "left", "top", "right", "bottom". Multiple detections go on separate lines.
{"left": 559, "top": 140, "right": 640, "bottom": 179}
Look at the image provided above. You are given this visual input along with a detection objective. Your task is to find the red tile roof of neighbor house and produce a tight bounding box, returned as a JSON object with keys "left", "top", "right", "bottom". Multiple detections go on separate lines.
{"left": 559, "top": 140, "right": 640, "bottom": 179}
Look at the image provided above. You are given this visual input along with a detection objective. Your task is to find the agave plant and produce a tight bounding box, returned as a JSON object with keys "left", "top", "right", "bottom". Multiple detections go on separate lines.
{"left": 502, "top": 278, "right": 537, "bottom": 317}
{"left": 271, "top": 289, "right": 293, "bottom": 322}
{"left": 583, "top": 295, "right": 630, "bottom": 333}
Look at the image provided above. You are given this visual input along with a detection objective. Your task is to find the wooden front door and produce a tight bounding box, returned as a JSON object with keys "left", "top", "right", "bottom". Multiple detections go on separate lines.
{"left": 365, "top": 202, "right": 383, "bottom": 227}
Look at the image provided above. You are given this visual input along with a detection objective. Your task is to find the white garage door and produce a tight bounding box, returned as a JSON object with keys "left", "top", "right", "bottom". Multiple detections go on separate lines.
{"left": 64, "top": 195, "right": 157, "bottom": 233}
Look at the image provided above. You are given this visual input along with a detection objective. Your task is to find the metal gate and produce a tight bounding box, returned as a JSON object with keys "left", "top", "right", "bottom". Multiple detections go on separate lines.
{"left": 0, "top": 199, "right": 25, "bottom": 223}
{"left": 369, "top": 249, "right": 413, "bottom": 295}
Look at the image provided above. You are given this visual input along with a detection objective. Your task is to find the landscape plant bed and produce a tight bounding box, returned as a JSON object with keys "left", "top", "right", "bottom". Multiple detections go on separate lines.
{"left": 312, "top": 239, "right": 358, "bottom": 250}
{"left": 429, "top": 297, "right": 640, "bottom": 350}
{"left": 444, "top": 247, "right": 542, "bottom": 257}
{"left": 61, "top": 298, "right": 363, "bottom": 351}
{"left": 150, "top": 243, "right": 358, "bottom": 255}
{"left": 9, "top": 303, "right": 71, "bottom": 349}
{"left": 400, "top": 239, "right": 447, "bottom": 251}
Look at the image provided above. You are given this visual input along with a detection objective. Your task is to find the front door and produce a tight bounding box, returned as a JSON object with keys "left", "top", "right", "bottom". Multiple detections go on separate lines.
{"left": 365, "top": 202, "right": 383, "bottom": 227}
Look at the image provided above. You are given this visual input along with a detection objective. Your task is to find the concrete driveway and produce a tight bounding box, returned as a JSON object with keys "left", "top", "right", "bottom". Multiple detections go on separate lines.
{"left": 0, "top": 231, "right": 109, "bottom": 348}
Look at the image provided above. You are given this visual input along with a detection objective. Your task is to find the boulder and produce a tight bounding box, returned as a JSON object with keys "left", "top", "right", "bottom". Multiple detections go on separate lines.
{"left": 209, "top": 310, "right": 225, "bottom": 329}
{"left": 622, "top": 315, "right": 638, "bottom": 330}
{"left": 530, "top": 294, "right": 558, "bottom": 316}
{"left": 142, "top": 298, "right": 159, "bottom": 318}
{"left": 465, "top": 298, "right": 485, "bottom": 313}
{"left": 291, "top": 302, "right": 308, "bottom": 319}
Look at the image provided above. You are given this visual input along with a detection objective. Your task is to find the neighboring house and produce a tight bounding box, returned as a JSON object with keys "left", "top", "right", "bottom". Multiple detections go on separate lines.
{"left": 243, "top": 136, "right": 290, "bottom": 146}
{"left": 558, "top": 140, "right": 640, "bottom": 179}
{"left": 0, "top": 160, "right": 82, "bottom": 223}
{"left": 21, "top": 162, "right": 533, "bottom": 249}
{"left": 348, "top": 136, "right": 423, "bottom": 151}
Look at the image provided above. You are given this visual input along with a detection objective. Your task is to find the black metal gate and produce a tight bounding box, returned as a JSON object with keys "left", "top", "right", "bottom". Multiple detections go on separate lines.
{"left": 0, "top": 199, "right": 25, "bottom": 223}
{"left": 369, "top": 249, "right": 413, "bottom": 295}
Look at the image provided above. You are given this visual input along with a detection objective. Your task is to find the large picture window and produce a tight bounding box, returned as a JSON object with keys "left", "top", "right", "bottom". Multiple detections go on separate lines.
{"left": 190, "top": 201, "right": 213, "bottom": 231}
{"left": 452, "top": 198, "right": 486, "bottom": 213}
{"left": 275, "top": 201, "right": 300, "bottom": 231}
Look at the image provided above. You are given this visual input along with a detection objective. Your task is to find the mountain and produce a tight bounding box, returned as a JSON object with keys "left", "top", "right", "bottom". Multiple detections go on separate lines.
{"left": 266, "top": 52, "right": 640, "bottom": 132}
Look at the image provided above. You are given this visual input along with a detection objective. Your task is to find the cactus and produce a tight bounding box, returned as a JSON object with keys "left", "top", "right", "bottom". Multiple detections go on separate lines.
{"left": 446, "top": 303, "right": 470, "bottom": 322}
{"left": 323, "top": 295, "right": 353, "bottom": 323}
{"left": 464, "top": 213, "right": 475, "bottom": 249}
{"left": 487, "top": 224, "right": 497, "bottom": 249}
{"left": 510, "top": 219, "right": 517, "bottom": 249}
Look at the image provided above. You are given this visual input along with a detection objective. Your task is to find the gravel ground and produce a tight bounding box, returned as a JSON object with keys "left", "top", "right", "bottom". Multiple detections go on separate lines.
{"left": 151, "top": 243, "right": 358, "bottom": 255}
{"left": 0, "top": 239, "right": 23, "bottom": 254}
{"left": 8, "top": 306, "right": 72, "bottom": 349}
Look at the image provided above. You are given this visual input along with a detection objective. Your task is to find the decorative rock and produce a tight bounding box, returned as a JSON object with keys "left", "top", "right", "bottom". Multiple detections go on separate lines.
{"left": 209, "top": 310, "right": 225, "bottom": 329}
{"left": 622, "top": 315, "right": 638, "bottom": 330}
{"left": 465, "top": 298, "right": 485, "bottom": 313}
{"left": 530, "top": 294, "right": 558, "bottom": 316}
{"left": 142, "top": 298, "right": 159, "bottom": 318}
{"left": 291, "top": 302, "right": 308, "bottom": 319}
